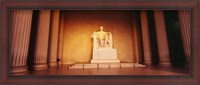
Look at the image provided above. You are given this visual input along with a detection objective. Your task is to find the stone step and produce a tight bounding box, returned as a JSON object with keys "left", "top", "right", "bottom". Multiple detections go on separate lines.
{"left": 69, "top": 64, "right": 83, "bottom": 69}
{"left": 120, "top": 63, "right": 134, "bottom": 67}
{"left": 84, "top": 64, "right": 98, "bottom": 68}
{"left": 98, "top": 63, "right": 109, "bottom": 68}
{"left": 110, "top": 63, "right": 121, "bottom": 68}
{"left": 69, "top": 63, "right": 145, "bottom": 69}
{"left": 135, "top": 63, "right": 146, "bottom": 67}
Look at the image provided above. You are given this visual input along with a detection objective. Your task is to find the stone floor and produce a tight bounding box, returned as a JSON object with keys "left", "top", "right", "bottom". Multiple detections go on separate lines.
{"left": 27, "top": 65, "right": 190, "bottom": 76}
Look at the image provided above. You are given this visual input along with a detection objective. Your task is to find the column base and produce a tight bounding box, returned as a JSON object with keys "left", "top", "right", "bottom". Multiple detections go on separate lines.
{"left": 33, "top": 63, "right": 48, "bottom": 70}
{"left": 10, "top": 66, "right": 29, "bottom": 75}
{"left": 134, "top": 63, "right": 146, "bottom": 67}
{"left": 144, "top": 60, "right": 152, "bottom": 65}
{"left": 185, "top": 62, "right": 191, "bottom": 68}
{"left": 159, "top": 61, "right": 171, "bottom": 66}
{"left": 48, "top": 62, "right": 57, "bottom": 67}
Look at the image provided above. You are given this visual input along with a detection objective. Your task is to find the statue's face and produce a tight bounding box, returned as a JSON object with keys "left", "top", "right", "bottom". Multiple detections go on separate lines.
{"left": 100, "top": 26, "right": 103, "bottom": 31}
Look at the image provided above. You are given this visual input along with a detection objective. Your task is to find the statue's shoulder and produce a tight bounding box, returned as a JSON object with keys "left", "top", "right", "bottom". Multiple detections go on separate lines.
{"left": 96, "top": 31, "right": 102, "bottom": 34}
{"left": 107, "top": 32, "right": 112, "bottom": 35}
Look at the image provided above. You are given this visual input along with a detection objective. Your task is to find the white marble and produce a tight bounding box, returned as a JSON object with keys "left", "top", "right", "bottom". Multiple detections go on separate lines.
{"left": 98, "top": 64, "right": 110, "bottom": 68}
{"left": 83, "top": 64, "right": 98, "bottom": 68}
{"left": 91, "top": 26, "right": 120, "bottom": 64}
{"left": 91, "top": 26, "right": 113, "bottom": 49}
{"left": 92, "top": 48, "right": 117, "bottom": 59}
{"left": 91, "top": 48, "right": 120, "bottom": 63}
{"left": 110, "top": 63, "right": 121, "bottom": 68}
{"left": 120, "top": 63, "right": 134, "bottom": 67}
{"left": 68, "top": 63, "right": 145, "bottom": 69}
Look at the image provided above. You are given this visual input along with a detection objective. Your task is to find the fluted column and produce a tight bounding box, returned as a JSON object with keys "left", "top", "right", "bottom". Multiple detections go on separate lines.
{"left": 131, "top": 13, "right": 139, "bottom": 63}
{"left": 178, "top": 10, "right": 191, "bottom": 65}
{"left": 10, "top": 10, "right": 33, "bottom": 75}
{"left": 33, "top": 10, "right": 51, "bottom": 70}
{"left": 140, "top": 11, "right": 152, "bottom": 65}
{"left": 57, "top": 12, "right": 65, "bottom": 65}
{"left": 48, "top": 10, "right": 60, "bottom": 67}
{"left": 131, "top": 12, "right": 143, "bottom": 64}
{"left": 154, "top": 10, "right": 171, "bottom": 66}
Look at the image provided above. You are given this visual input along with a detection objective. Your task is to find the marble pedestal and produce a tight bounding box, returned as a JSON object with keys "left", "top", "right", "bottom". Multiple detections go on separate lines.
{"left": 91, "top": 48, "right": 120, "bottom": 63}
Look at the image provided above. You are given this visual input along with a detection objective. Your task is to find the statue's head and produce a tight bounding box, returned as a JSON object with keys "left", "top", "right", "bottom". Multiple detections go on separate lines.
{"left": 100, "top": 26, "right": 103, "bottom": 31}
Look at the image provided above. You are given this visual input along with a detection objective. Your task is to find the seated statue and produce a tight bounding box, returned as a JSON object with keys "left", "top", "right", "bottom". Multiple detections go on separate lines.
{"left": 91, "top": 26, "right": 119, "bottom": 63}
{"left": 91, "top": 26, "right": 113, "bottom": 49}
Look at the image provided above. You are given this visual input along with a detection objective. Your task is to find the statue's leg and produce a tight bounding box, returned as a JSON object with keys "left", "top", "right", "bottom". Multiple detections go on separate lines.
{"left": 110, "top": 41, "right": 113, "bottom": 48}
{"left": 105, "top": 38, "right": 108, "bottom": 47}
{"left": 100, "top": 39, "right": 103, "bottom": 47}
{"left": 96, "top": 39, "right": 99, "bottom": 49}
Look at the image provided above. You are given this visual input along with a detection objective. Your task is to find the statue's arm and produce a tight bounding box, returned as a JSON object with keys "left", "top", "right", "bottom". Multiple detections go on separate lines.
{"left": 91, "top": 32, "right": 96, "bottom": 38}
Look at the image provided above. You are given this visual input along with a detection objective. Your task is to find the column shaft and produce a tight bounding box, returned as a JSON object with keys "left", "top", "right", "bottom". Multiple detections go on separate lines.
{"left": 10, "top": 10, "right": 33, "bottom": 75}
{"left": 154, "top": 10, "right": 171, "bottom": 66}
{"left": 178, "top": 10, "right": 191, "bottom": 65}
{"left": 34, "top": 10, "right": 51, "bottom": 70}
{"left": 140, "top": 11, "right": 152, "bottom": 65}
{"left": 57, "top": 12, "right": 65, "bottom": 65}
{"left": 131, "top": 12, "right": 143, "bottom": 64}
{"left": 48, "top": 10, "right": 60, "bottom": 67}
